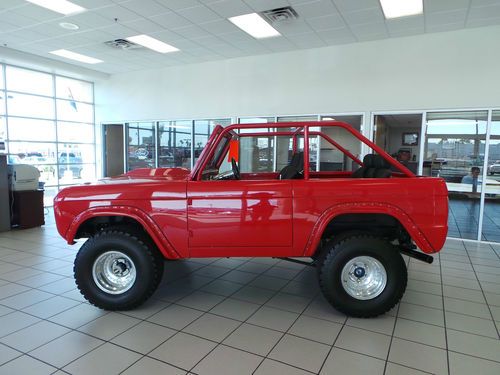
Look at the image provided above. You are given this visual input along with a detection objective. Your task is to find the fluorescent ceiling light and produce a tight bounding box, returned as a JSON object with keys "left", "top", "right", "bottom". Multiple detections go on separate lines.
{"left": 228, "top": 13, "right": 281, "bottom": 39}
{"left": 50, "top": 49, "right": 103, "bottom": 64}
{"left": 126, "top": 35, "right": 179, "bottom": 53}
{"left": 380, "top": 0, "right": 423, "bottom": 19}
{"left": 26, "top": 0, "right": 86, "bottom": 15}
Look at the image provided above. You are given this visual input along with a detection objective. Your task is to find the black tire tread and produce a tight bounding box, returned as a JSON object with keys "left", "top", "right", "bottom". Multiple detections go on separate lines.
{"left": 74, "top": 229, "right": 162, "bottom": 310}
{"left": 317, "top": 234, "right": 407, "bottom": 318}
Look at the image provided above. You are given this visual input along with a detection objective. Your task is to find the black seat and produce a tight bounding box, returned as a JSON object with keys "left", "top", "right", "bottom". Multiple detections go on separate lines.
{"left": 278, "top": 152, "right": 304, "bottom": 180}
{"left": 352, "top": 154, "right": 392, "bottom": 178}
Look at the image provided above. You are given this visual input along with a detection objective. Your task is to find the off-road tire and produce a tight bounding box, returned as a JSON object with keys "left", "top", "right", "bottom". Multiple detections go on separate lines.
{"left": 74, "top": 229, "right": 163, "bottom": 310}
{"left": 317, "top": 235, "right": 407, "bottom": 318}
{"left": 105, "top": 225, "right": 165, "bottom": 289}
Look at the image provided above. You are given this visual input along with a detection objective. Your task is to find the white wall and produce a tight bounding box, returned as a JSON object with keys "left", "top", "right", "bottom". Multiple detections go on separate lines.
{"left": 95, "top": 25, "right": 500, "bottom": 123}
{"left": 388, "top": 126, "right": 421, "bottom": 157}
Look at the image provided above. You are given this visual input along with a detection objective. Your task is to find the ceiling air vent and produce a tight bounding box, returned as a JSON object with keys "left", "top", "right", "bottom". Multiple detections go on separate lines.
{"left": 104, "top": 39, "right": 142, "bottom": 50}
{"left": 260, "top": 6, "right": 299, "bottom": 24}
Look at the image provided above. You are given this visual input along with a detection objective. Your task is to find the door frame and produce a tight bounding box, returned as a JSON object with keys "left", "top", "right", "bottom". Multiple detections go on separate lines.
{"left": 102, "top": 123, "right": 126, "bottom": 177}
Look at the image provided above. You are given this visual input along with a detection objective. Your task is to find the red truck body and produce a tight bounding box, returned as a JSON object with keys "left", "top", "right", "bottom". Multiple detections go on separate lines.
{"left": 54, "top": 121, "right": 448, "bottom": 259}
{"left": 54, "top": 121, "right": 449, "bottom": 316}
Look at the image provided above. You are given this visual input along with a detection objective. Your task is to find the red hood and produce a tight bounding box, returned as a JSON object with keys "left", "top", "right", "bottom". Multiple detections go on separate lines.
{"left": 55, "top": 168, "right": 189, "bottom": 203}
{"left": 99, "top": 168, "right": 191, "bottom": 184}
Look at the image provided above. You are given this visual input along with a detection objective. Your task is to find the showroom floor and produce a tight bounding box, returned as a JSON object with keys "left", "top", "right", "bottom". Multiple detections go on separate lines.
{"left": 0, "top": 212, "right": 499, "bottom": 375}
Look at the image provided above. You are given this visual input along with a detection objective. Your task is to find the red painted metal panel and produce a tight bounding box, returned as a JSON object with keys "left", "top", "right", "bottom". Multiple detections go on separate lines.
{"left": 54, "top": 121, "right": 448, "bottom": 262}
{"left": 187, "top": 180, "right": 293, "bottom": 252}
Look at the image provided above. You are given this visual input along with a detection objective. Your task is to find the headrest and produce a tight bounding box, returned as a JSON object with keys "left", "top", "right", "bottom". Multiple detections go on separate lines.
{"left": 290, "top": 152, "right": 304, "bottom": 169}
{"left": 363, "top": 154, "right": 375, "bottom": 168}
{"left": 362, "top": 154, "right": 391, "bottom": 169}
{"left": 372, "top": 155, "right": 391, "bottom": 169}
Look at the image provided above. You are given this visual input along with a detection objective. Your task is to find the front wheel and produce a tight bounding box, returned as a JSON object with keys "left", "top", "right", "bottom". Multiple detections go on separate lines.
{"left": 317, "top": 235, "right": 407, "bottom": 318}
{"left": 74, "top": 229, "right": 164, "bottom": 310}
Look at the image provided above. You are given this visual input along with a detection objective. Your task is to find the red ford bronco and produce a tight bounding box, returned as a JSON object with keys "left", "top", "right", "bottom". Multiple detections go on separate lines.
{"left": 54, "top": 121, "right": 448, "bottom": 317}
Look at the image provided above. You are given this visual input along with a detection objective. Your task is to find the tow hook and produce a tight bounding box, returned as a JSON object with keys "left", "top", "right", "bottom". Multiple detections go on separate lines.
{"left": 400, "top": 244, "right": 434, "bottom": 264}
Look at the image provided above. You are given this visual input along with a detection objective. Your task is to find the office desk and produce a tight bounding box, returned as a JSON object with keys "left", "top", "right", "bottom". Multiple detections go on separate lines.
{"left": 10, "top": 190, "right": 45, "bottom": 229}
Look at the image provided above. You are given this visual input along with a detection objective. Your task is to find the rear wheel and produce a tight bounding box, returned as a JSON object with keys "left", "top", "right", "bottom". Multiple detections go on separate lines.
{"left": 317, "top": 235, "right": 407, "bottom": 317}
{"left": 74, "top": 229, "right": 163, "bottom": 310}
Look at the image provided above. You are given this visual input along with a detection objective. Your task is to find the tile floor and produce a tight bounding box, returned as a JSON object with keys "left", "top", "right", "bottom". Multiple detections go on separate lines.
{"left": 0, "top": 211, "right": 499, "bottom": 374}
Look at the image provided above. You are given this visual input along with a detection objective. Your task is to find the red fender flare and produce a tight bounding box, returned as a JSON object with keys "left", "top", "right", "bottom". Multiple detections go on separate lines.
{"left": 302, "top": 202, "right": 436, "bottom": 257}
{"left": 66, "top": 205, "right": 181, "bottom": 259}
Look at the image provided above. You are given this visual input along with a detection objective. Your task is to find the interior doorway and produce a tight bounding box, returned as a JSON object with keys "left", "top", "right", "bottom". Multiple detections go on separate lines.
{"left": 103, "top": 124, "right": 124, "bottom": 177}
{"left": 372, "top": 113, "right": 423, "bottom": 174}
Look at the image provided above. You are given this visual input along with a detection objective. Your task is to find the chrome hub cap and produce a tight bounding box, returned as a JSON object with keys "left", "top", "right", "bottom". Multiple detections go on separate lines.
{"left": 341, "top": 256, "right": 387, "bottom": 300}
{"left": 92, "top": 251, "right": 136, "bottom": 295}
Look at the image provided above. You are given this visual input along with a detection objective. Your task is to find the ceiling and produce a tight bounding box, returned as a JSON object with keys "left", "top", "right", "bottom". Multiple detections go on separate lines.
{"left": 0, "top": 0, "right": 499, "bottom": 74}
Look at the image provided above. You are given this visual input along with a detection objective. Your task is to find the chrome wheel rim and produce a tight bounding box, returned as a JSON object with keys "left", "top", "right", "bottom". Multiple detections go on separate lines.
{"left": 341, "top": 256, "right": 387, "bottom": 300}
{"left": 92, "top": 251, "right": 136, "bottom": 295}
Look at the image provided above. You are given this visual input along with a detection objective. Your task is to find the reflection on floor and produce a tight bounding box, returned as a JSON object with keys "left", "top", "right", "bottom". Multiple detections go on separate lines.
{"left": 449, "top": 199, "right": 500, "bottom": 242}
{"left": 0, "top": 211, "right": 499, "bottom": 374}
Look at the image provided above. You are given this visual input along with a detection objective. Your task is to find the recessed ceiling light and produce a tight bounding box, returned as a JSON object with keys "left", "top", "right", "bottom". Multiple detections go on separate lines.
{"left": 228, "top": 13, "right": 281, "bottom": 39}
{"left": 380, "top": 0, "right": 423, "bottom": 19}
{"left": 50, "top": 49, "right": 103, "bottom": 64}
{"left": 125, "top": 35, "right": 179, "bottom": 53}
{"left": 59, "top": 22, "right": 79, "bottom": 30}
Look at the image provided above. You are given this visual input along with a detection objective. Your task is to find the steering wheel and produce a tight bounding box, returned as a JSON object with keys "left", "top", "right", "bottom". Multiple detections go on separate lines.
{"left": 231, "top": 157, "right": 240, "bottom": 180}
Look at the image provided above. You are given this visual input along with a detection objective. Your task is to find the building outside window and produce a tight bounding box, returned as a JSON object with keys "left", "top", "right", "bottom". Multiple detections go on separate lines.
{"left": 125, "top": 119, "right": 231, "bottom": 172}
{"left": 1, "top": 64, "right": 96, "bottom": 206}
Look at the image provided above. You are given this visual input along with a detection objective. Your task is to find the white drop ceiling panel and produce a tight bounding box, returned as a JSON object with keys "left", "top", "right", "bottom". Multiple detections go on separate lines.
{"left": 121, "top": 0, "right": 169, "bottom": 17}
{"left": 177, "top": 5, "right": 220, "bottom": 24}
{"left": 155, "top": 0, "right": 203, "bottom": 11}
{"left": 273, "top": 19, "right": 314, "bottom": 36}
{"left": 333, "top": 0, "right": 381, "bottom": 13}
{"left": 243, "top": 0, "right": 291, "bottom": 12}
{"left": 204, "top": 0, "right": 253, "bottom": 18}
{"left": 426, "top": 22, "right": 463, "bottom": 33}
{"left": 342, "top": 7, "right": 385, "bottom": 26}
{"left": 149, "top": 11, "right": 193, "bottom": 30}
{"left": 469, "top": 3, "right": 500, "bottom": 18}
{"left": 350, "top": 22, "right": 387, "bottom": 38}
{"left": 425, "top": 9, "right": 468, "bottom": 26}
{"left": 424, "top": 0, "right": 470, "bottom": 14}
{"left": 0, "top": 0, "right": 498, "bottom": 74}
{"left": 198, "top": 19, "right": 237, "bottom": 35}
{"left": 123, "top": 18, "right": 167, "bottom": 34}
{"left": 306, "top": 13, "right": 345, "bottom": 31}
{"left": 292, "top": 0, "right": 338, "bottom": 19}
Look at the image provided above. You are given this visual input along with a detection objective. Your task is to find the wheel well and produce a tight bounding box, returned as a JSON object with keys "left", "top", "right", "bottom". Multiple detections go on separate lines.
{"left": 75, "top": 216, "right": 148, "bottom": 240}
{"left": 321, "top": 213, "right": 410, "bottom": 244}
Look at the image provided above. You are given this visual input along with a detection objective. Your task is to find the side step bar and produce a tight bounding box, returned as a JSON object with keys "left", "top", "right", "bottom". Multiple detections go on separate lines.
{"left": 276, "top": 246, "right": 434, "bottom": 266}
{"left": 274, "top": 257, "right": 316, "bottom": 267}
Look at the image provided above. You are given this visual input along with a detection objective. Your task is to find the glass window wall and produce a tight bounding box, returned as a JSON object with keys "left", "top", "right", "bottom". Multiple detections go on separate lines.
{"left": 126, "top": 119, "right": 232, "bottom": 171}
{"left": 157, "top": 120, "right": 191, "bottom": 168}
{"left": 6, "top": 66, "right": 53, "bottom": 96}
{"left": 483, "top": 111, "right": 500, "bottom": 242}
{"left": 7, "top": 93, "right": 55, "bottom": 119}
{"left": 194, "top": 119, "right": 231, "bottom": 167}
{"left": 56, "top": 76, "right": 93, "bottom": 103}
{"left": 2, "top": 64, "right": 96, "bottom": 207}
{"left": 126, "top": 122, "right": 156, "bottom": 171}
{"left": 425, "top": 111, "right": 488, "bottom": 240}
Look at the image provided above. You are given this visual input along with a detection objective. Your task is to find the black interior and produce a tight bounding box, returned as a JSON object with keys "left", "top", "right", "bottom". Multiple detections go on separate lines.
{"left": 352, "top": 154, "right": 392, "bottom": 178}
{"left": 278, "top": 152, "right": 304, "bottom": 180}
